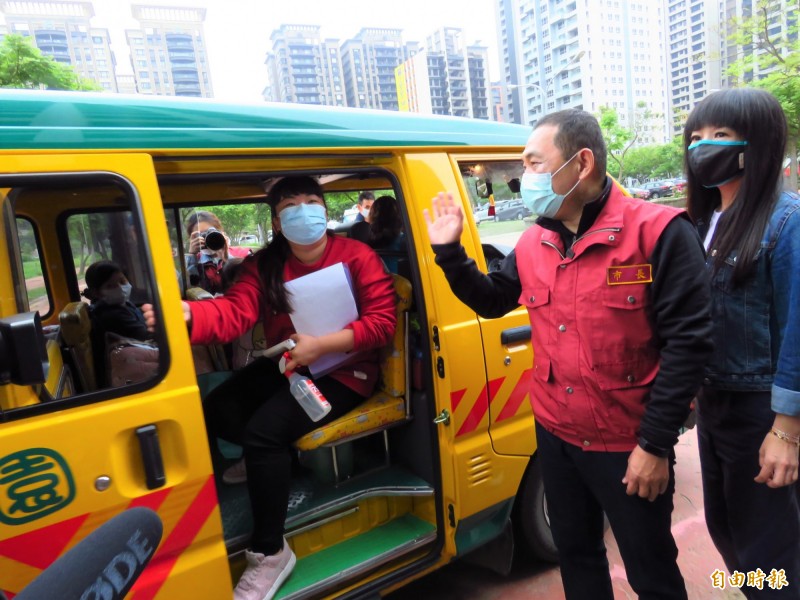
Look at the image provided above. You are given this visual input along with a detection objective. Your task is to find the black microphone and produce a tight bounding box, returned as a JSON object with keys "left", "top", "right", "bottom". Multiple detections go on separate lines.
{"left": 16, "top": 507, "right": 163, "bottom": 600}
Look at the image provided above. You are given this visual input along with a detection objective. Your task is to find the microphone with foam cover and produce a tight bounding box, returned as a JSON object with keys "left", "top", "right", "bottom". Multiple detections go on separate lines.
{"left": 16, "top": 507, "right": 163, "bottom": 600}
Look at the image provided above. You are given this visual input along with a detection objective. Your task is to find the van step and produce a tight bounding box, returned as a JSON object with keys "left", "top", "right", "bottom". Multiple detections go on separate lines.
{"left": 276, "top": 514, "right": 436, "bottom": 600}
{"left": 219, "top": 465, "right": 433, "bottom": 547}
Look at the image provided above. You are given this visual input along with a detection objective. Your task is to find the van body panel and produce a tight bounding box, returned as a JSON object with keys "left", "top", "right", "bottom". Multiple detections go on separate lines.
{"left": 0, "top": 153, "right": 230, "bottom": 598}
{"left": 399, "top": 153, "right": 527, "bottom": 526}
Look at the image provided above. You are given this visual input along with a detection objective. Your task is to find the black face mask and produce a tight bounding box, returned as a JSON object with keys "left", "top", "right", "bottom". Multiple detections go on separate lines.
{"left": 687, "top": 140, "right": 747, "bottom": 188}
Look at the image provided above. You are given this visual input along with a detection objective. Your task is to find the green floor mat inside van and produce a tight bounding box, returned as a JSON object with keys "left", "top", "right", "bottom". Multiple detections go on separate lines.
{"left": 275, "top": 513, "right": 436, "bottom": 599}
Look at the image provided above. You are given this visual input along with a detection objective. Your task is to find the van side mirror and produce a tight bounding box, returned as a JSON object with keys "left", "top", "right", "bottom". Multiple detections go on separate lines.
{"left": 0, "top": 312, "right": 49, "bottom": 386}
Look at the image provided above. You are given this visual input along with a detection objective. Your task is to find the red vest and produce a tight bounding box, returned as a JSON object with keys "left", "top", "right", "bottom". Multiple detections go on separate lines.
{"left": 515, "top": 185, "right": 683, "bottom": 451}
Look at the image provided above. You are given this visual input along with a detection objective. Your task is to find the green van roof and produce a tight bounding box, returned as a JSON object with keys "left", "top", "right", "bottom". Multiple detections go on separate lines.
{"left": 0, "top": 90, "right": 531, "bottom": 151}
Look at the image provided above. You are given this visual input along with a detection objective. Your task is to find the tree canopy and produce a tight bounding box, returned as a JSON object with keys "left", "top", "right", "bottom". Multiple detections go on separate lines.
{"left": 0, "top": 34, "right": 100, "bottom": 91}
{"left": 598, "top": 104, "right": 671, "bottom": 181}
{"left": 726, "top": 0, "right": 800, "bottom": 190}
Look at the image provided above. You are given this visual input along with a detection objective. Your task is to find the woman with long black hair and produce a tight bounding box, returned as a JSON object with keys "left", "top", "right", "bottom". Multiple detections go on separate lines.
{"left": 684, "top": 88, "right": 800, "bottom": 597}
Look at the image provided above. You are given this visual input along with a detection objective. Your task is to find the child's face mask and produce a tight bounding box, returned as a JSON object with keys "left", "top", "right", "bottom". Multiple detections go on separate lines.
{"left": 101, "top": 283, "right": 132, "bottom": 305}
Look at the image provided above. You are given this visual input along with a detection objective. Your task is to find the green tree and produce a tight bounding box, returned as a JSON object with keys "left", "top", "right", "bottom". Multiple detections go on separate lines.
{"left": 620, "top": 137, "right": 684, "bottom": 182}
{"left": 598, "top": 106, "right": 635, "bottom": 180}
{"left": 726, "top": 0, "right": 800, "bottom": 190}
{"left": 0, "top": 34, "right": 100, "bottom": 90}
{"left": 598, "top": 103, "right": 663, "bottom": 180}
{"left": 325, "top": 192, "right": 359, "bottom": 221}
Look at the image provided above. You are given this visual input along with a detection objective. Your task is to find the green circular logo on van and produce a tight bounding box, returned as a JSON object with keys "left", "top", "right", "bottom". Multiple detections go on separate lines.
{"left": 0, "top": 448, "right": 76, "bottom": 525}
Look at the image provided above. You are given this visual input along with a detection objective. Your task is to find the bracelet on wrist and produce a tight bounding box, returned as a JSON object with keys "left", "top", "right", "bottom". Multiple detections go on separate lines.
{"left": 770, "top": 427, "right": 800, "bottom": 448}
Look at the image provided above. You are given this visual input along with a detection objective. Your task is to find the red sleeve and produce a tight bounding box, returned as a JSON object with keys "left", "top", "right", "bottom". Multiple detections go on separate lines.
{"left": 189, "top": 259, "right": 263, "bottom": 344}
{"left": 343, "top": 240, "right": 396, "bottom": 351}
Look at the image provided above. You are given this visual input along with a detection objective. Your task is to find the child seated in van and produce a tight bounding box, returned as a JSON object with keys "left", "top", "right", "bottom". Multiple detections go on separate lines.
{"left": 82, "top": 260, "right": 150, "bottom": 387}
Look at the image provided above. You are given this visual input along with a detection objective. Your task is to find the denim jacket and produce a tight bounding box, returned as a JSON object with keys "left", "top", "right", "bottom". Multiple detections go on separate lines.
{"left": 701, "top": 191, "right": 800, "bottom": 416}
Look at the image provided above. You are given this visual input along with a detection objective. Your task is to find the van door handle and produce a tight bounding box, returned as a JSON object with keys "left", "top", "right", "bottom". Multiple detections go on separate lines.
{"left": 501, "top": 326, "right": 531, "bottom": 345}
{"left": 136, "top": 424, "right": 166, "bottom": 489}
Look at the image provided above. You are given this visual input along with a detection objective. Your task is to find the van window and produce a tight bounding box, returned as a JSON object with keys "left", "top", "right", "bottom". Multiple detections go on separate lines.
{"left": 1, "top": 175, "right": 168, "bottom": 416}
{"left": 66, "top": 211, "right": 152, "bottom": 306}
{"left": 459, "top": 159, "right": 528, "bottom": 269}
{"left": 15, "top": 217, "right": 51, "bottom": 317}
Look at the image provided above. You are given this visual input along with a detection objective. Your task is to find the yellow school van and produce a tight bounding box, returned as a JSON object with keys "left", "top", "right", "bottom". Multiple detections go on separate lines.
{"left": 0, "top": 90, "right": 551, "bottom": 599}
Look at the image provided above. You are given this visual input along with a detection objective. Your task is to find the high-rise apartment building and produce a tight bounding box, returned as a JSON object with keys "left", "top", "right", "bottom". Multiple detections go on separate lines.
{"left": 395, "top": 27, "right": 491, "bottom": 120}
{"left": 0, "top": 0, "right": 117, "bottom": 91}
{"left": 665, "top": 0, "right": 722, "bottom": 134}
{"left": 496, "top": 0, "right": 525, "bottom": 123}
{"left": 125, "top": 4, "right": 213, "bottom": 97}
{"left": 340, "top": 28, "right": 418, "bottom": 111}
{"left": 263, "top": 25, "right": 345, "bottom": 107}
{"left": 495, "top": 0, "right": 671, "bottom": 143}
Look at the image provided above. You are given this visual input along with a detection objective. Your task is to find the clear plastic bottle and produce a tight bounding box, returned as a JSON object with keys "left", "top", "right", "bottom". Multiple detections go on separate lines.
{"left": 283, "top": 356, "right": 331, "bottom": 422}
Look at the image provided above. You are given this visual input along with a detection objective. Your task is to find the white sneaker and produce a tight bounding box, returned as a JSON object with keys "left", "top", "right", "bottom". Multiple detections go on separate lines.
{"left": 234, "top": 539, "right": 296, "bottom": 600}
{"left": 223, "top": 459, "right": 247, "bottom": 485}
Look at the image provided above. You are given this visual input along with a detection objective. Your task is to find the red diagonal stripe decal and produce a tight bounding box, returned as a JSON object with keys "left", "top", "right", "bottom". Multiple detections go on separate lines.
{"left": 127, "top": 487, "right": 171, "bottom": 513}
{"left": 495, "top": 368, "right": 533, "bottom": 423}
{"left": 130, "top": 475, "right": 218, "bottom": 600}
{"left": 457, "top": 377, "right": 504, "bottom": 437}
{"left": 0, "top": 513, "right": 88, "bottom": 570}
{"left": 450, "top": 388, "right": 467, "bottom": 412}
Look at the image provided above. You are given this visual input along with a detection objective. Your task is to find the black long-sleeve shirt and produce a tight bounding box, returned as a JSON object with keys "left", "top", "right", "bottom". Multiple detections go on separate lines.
{"left": 432, "top": 184, "right": 712, "bottom": 452}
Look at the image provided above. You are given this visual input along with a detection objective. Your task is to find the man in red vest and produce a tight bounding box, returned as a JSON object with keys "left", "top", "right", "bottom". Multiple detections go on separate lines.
{"left": 425, "top": 109, "right": 712, "bottom": 600}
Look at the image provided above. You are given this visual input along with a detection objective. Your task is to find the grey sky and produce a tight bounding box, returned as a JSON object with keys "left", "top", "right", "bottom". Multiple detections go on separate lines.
{"left": 90, "top": 0, "right": 500, "bottom": 101}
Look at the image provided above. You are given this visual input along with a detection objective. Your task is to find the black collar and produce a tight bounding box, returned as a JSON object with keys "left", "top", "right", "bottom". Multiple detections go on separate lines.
{"left": 536, "top": 177, "right": 612, "bottom": 250}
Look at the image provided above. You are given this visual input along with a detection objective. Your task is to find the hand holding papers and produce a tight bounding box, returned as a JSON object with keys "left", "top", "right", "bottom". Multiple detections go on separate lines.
{"left": 285, "top": 262, "right": 358, "bottom": 376}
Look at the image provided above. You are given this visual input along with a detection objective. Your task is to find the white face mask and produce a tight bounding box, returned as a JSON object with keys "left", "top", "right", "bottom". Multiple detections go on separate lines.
{"left": 101, "top": 283, "right": 132, "bottom": 305}
{"left": 360, "top": 206, "right": 371, "bottom": 218}
{"left": 520, "top": 152, "right": 581, "bottom": 219}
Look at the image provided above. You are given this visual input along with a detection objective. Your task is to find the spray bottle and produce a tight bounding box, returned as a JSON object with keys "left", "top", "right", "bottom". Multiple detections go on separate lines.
{"left": 282, "top": 352, "right": 331, "bottom": 422}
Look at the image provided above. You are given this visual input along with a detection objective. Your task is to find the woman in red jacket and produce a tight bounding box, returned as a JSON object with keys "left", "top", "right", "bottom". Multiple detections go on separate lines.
{"left": 146, "top": 176, "right": 395, "bottom": 600}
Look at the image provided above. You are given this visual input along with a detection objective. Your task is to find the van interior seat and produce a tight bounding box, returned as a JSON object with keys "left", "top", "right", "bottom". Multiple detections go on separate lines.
{"left": 58, "top": 301, "right": 97, "bottom": 392}
{"left": 41, "top": 331, "right": 74, "bottom": 401}
{"left": 293, "top": 274, "right": 412, "bottom": 456}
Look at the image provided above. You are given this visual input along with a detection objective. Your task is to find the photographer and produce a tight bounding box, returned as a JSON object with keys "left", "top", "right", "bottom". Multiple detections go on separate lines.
{"left": 185, "top": 210, "right": 252, "bottom": 295}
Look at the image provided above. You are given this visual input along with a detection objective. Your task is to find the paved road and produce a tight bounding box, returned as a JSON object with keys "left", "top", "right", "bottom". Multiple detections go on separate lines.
{"left": 389, "top": 429, "right": 745, "bottom": 599}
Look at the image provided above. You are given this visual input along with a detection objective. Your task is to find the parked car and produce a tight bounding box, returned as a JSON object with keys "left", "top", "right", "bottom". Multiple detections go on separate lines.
{"left": 666, "top": 178, "right": 687, "bottom": 194}
{"left": 239, "top": 234, "right": 259, "bottom": 244}
{"left": 627, "top": 187, "right": 652, "bottom": 200}
{"left": 473, "top": 199, "right": 531, "bottom": 223}
{"left": 641, "top": 180, "right": 674, "bottom": 199}
{"left": 473, "top": 203, "right": 495, "bottom": 224}
{"left": 494, "top": 199, "right": 532, "bottom": 221}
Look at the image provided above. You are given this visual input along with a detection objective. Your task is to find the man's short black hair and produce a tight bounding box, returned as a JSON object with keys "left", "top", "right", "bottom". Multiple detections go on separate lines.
{"left": 358, "top": 191, "right": 375, "bottom": 204}
{"left": 535, "top": 109, "right": 607, "bottom": 179}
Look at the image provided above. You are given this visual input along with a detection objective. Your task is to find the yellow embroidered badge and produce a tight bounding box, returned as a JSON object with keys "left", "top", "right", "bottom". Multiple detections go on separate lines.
{"left": 607, "top": 264, "right": 653, "bottom": 285}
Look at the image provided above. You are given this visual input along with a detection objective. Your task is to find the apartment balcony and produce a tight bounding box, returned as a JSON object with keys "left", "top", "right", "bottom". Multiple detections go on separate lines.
{"left": 169, "top": 51, "right": 197, "bottom": 64}
{"left": 35, "top": 31, "right": 68, "bottom": 47}
{"left": 172, "top": 65, "right": 199, "bottom": 79}
{"left": 173, "top": 72, "right": 200, "bottom": 84}
{"left": 38, "top": 45, "right": 70, "bottom": 59}
{"left": 174, "top": 82, "right": 202, "bottom": 96}
{"left": 166, "top": 33, "right": 193, "bottom": 46}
